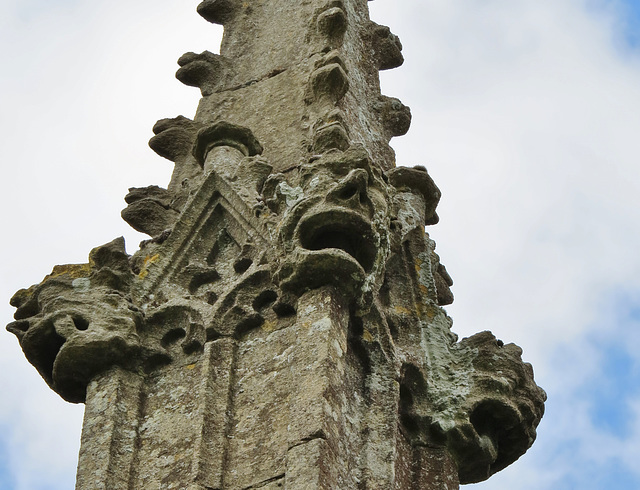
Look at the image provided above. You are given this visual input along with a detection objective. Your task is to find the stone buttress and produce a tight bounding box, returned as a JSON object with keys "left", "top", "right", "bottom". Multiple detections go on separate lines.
{"left": 7, "top": 1, "right": 546, "bottom": 489}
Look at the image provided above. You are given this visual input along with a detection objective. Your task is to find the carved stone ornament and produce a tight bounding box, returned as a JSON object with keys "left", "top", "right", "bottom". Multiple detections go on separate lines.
{"left": 7, "top": 0, "right": 545, "bottom": 488}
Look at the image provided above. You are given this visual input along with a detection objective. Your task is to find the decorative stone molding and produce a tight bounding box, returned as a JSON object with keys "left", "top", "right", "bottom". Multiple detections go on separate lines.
{"left": 7, "top": 1, "right": 545, "bottom": 487}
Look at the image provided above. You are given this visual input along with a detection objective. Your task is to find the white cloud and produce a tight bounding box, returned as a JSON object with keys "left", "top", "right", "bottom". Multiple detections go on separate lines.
{"left": 0, "top": 2, "right": 221, "bottom": 488}
{"left": 1, "top": 0, "right": 639, "bottom": 488}
{"left": 368, "top": 0, "right": 640, "bottom": 487}
{"left": 372, "top": 0, "right": 640, "bottom": 348}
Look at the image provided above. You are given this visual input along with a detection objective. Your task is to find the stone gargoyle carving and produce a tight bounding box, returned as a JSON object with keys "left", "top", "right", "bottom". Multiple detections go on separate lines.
{"left": 7, "top": 119, "right": 545, "bottom": 486}
{"left": 259, "top": 139, "right": 546, "bottom": 483}
{"left": 7, "top": 238, "right": 143, "bottom": 403}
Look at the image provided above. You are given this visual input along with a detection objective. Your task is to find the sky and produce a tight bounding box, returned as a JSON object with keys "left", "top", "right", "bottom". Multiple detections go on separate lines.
{"left": 1, "top": 0, "right": 639, "bottom": 489}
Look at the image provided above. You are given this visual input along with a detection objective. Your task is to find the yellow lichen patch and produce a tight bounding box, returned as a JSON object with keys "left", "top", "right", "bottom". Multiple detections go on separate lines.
{"left": 262, "top": 320, "right": 278, "bottom": 333}
{"left": 424, "top": 304, "right": 438, "bottom": 319}
{"left": 362, "top": 329, "right": 374, "bottom": 343}
{"left": 144, "top": 254, "right": 160, "bottom": 267}
{"left": 185, "top": 363, "right": 197, "bottom": 370}
{"left": 414, "top": 258, "right": 423, "bottom": 274}
{"left": 300, "top": 321, "right": 312, "bottom": 330}
{"left": 415, "top": 301, "right": 424, "bottom": 317}
{"left": 9, "top": 285, "right": 37, "bottom": 306}
{"left": 138, "top": 254, "right": 161, "bottom": 279}
{"left": 419, "top": 284, "right": 430, "bottom": 295}
{"left": 45, "top": 263, "right": 91, "bottom": 281}
{"left": 394, "top": 305, "right": 413, "bottom": 316}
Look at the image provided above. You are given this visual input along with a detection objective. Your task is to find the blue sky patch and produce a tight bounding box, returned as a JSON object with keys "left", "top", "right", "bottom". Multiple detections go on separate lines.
{"left": 0, "top": 436, "right": 16, "bottom": 490}
{"left": 618, "top": 0, "right": 640, "bottom": 47}
{"left": 555, "top": 460, "right": 640, "bottom": 489}
{"left": 587, "top": 344, "right": 639, "bottom": 437}
{"left": 580, "top": 292, "right": 640, "bottom": 438}
{"left": 590, "top": 0, "right": 640, "bottom": 48}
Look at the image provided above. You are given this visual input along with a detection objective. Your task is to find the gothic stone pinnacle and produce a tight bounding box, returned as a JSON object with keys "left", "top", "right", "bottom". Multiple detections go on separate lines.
{"left": 7, "top": 1, "right": 545, "bottom": 488}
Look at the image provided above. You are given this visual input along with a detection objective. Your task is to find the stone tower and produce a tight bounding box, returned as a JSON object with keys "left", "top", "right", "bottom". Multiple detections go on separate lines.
{"left": 7, "top": 1, "right": 545, "bottom": 488}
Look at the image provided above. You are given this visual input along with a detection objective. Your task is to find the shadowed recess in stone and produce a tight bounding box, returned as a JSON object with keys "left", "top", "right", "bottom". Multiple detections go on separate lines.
{"left": 298, "top": 210, "right": 377, "bottom": 273}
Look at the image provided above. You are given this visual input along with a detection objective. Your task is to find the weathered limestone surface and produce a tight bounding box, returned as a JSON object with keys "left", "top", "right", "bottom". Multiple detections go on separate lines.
{"left": 7, "top": 0, "right": 546, "bottom": 488}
